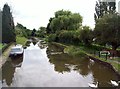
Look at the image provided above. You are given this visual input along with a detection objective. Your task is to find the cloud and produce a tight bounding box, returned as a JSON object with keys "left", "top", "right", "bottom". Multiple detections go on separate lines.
{"left": 0, "top": 0, "right": 96, "bottom": 30}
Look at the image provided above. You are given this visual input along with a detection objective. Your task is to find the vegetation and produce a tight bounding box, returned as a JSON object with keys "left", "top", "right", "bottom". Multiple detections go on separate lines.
{"left": 16, "top": 36, "right": 27, "bottom": 45}
{"left": 44, "top": 1, "right": 120, "bottom": 73}
{"left": 56, "top": 42, "right": 120, "bottom": 73}
{"left": 15, "top": 23, "right": 32, "bottom": 38}
{"left": 31, "top": 28, "right": 36, "bottom": 37}
{"left": 64, "top": 46, "right": 87, "bottom": 57}
{"left": 0, "top": 43, "right": 4, "bottom": 49}
{"left": 94, "top": 13, "right": 120, "bottom": 50}
{"left": 1, "top": 1, "right": 120, "bottom": 74}
{"left": 2, "top": 4, "right": 16, "bottom": 43}
{"left": 47, "top": 10, "right": 82, "bottom": 34}
{"left": 46, "top": 10, "right": 92, "bottom": 45}
{"left": 94, "top": 1, "right": 116, "bottom": 21}
{"left": 45, "top": 8, "right": 120, "bottom": 52}
{"left": 36, "top": 27, "right": 46, "bottom": 38}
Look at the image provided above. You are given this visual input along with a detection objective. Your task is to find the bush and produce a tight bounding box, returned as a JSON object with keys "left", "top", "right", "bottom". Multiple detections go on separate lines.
{"left": 64, "top": 46, "right": 86, "bottom": 57}
{"left": 48, "top": 34, "right": 57, "bottom": 42}
{"left": 58, "top": 30, "right": 80, "bottom": 44}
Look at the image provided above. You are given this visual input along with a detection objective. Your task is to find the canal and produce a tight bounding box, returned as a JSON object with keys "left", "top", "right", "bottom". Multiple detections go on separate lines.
{"left": 1, "top": 40, "right": 120, "bottom": 88}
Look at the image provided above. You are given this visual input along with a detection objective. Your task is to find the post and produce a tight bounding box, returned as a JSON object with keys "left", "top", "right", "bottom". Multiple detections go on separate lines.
{"left": 105, "top": 53, "right": 107, "bottom": 60}
{"left": 99, "top": 51, "right": 100, "bottom": 58}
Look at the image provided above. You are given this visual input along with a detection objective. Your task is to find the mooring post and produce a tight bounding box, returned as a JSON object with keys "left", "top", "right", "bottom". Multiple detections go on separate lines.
{"left": 105, "top": 53, "right": 107, "bottom": 60}
{"left": 99, "top": 51, "right": 100, "bottom": 58}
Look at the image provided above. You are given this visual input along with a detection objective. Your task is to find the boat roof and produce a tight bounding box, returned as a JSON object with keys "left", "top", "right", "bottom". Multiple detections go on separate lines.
{"left": 12, "top": 44, "right": 23, "bottom": 49}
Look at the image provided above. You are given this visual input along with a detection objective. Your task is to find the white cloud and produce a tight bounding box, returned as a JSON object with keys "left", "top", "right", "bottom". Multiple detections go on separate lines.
{"left": 0, "top": 0, "right": 97, "bottom": 30}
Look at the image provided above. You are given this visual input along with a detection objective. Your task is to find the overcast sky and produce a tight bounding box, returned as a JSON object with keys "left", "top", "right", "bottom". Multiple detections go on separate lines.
{"left": 0, "top": 0, "right": 119, "bottom": 30}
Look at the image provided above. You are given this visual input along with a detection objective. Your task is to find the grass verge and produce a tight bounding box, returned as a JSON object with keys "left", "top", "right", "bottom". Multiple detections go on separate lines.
{"left": 16, "top": 36, "right": 28, "bottom": 45}
{"left": 0, "top": 43, "right": 6, "bottom": 50}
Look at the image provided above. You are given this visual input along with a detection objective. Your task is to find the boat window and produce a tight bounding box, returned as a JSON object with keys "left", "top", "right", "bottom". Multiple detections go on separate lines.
{"left": 11, "top": 48, "right": 22, "bottom": 52}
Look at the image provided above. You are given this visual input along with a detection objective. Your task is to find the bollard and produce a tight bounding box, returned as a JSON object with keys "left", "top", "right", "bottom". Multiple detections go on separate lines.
{"left": 105, "top": 53, "right": 107, "bottom": 60}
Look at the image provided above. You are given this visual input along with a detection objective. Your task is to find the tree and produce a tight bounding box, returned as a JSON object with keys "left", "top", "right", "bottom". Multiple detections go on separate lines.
{"left": 15, "top": 23, "right": 31, "bottom": 38}
{"left": 36, "top": 27, "right": 46, "bottom": 37}
{"left": 94, "top": 13, "right": 120, "bottom": 50}
{"left": 46, "top": 18, "right": 53, "bottom": 34}
{"left": 94, "top": 0, "right": 116, "bottom": 21}
{"left": 47, "top": 10, "right": 82, "bottom": 33}
{"left": 79, "top": 26, "right": 93, "bottom": 45}
{"left": 31, "top": 28, "right": 36, "bottom": 36}
{"left": 2, "top": 4, "right": 16, "bottom": 43}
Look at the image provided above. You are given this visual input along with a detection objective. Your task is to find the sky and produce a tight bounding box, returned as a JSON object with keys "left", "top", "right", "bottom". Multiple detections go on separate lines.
{"left": 0, "top": 0, "right": 119, "bottom": 30}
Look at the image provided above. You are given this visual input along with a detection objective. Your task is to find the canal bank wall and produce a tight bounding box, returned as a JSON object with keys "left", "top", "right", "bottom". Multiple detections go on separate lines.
{"left": 88, "top": 56, "right": 120, "bottom": 78}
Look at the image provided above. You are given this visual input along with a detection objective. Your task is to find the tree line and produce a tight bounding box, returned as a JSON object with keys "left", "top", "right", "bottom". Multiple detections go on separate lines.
{"left": 1, "top": 1, "right": 120, "bottom": 51}
{"left": 94, "top": 0, "right": 120, "bottom": 50}
{"left": 1, "top": 4, "right": 44, "bottom": 44}
{"left": 45, "top": 1, "right": 120, "bottom": 50}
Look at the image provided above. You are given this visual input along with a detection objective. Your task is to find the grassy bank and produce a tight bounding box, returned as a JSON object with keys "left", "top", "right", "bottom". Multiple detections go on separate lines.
{"left": 16, "top": 36, "right": 28, "bottom": 45}
{"left": 0, "top": 43, "right": 6, "bottom": 49}
{"left": 52, "top": 42, "right": 120, "bottom": 74}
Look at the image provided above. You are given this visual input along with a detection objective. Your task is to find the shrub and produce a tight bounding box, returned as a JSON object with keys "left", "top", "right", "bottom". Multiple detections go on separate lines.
{"left": 64, "top": 46, "right": 86, "bottom": 57}
{"left": 48, "top": 34, "right": 57, "bottom": 42}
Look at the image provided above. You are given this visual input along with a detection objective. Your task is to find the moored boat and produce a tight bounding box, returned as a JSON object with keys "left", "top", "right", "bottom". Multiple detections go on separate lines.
{"left": 9, "top": 44, "right": 24, "bottom": 56}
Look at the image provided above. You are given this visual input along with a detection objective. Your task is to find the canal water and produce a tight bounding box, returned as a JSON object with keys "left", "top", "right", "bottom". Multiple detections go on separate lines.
{"left": 1, "top": 40, "right": 120, "bottom": 88}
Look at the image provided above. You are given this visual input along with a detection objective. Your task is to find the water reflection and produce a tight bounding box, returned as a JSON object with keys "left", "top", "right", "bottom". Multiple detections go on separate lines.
{"left": 1, "top": 41, "right": 120, "bottom": 87}
{"left": 47, "top": 43, "right": 119, "bottom": 87}
{"left": 38, "top": 40, "right": 47, "bottom": 49}
{"left": 2, "top": 56, "right": 23, "bottom": 86}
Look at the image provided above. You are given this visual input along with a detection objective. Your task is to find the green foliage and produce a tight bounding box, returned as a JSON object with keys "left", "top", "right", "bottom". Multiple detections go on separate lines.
{"left": 47, "top": 10, "right": 82, "bottom": 33}
{"left": 15, "top": 23, "right": 31, "bottom": 38}
{"left": 0, "top": 43, "right": 5, "bottom": 49}
{"left": 46, "top": 10, "right": 96, "bottom": 45}
{"left": 31, "top": 28, "right": 36, "bottom": 36}
{"left": 36, "top": 27, "right": 46, "bottom": 38}
{"left": 79, "top": 26, "right": 93, "bottom": 45}
{"left": 2, "top": 4, "right": 16, "bottom": 43}
{"left": 58, "top": 30, "right": 75, "bottom": 43}
{"left": 16, "top": 36, "right": 27, "bottom": 45}
{"left": 48, "top": 34, "right": 57, "bottom": 42}
{"left": 94, "top": 13, "right": 120, "bottom": 50}
{"left": 64, "top": 46, "right": 86, "bottom": 57}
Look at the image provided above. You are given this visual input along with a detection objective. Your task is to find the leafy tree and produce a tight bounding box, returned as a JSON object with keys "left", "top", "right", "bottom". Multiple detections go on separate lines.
{"left": 48, "top": 34, "right": 57, "bottom": 42}
{"left": 15, "top": 23, "right": 31, "bottom": 38}
{"left": 79, "top": 26, "right": 93, "bottom": 45}
{"left": 55, "top": 9, "right": 71, "bottom": 18}
{"left": 36, "top": 27, "right": 46, "bottom": 38}
{"left": 2, "top": 4, "right": 16, "bottom": 43}
{"left": 94, "top": 0, "right": 116, "bottom": 21}
{"left": 47, "top": 10, "right": 82, "bottom": 33}
{"left": 58, "top": 30, "right": 80, "bottom": 44}
{"left": 94, "top": 13, "right": 120, "bottom": 50}
{"left": 46, "top": 18, "right": 53, "bottom": 34}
